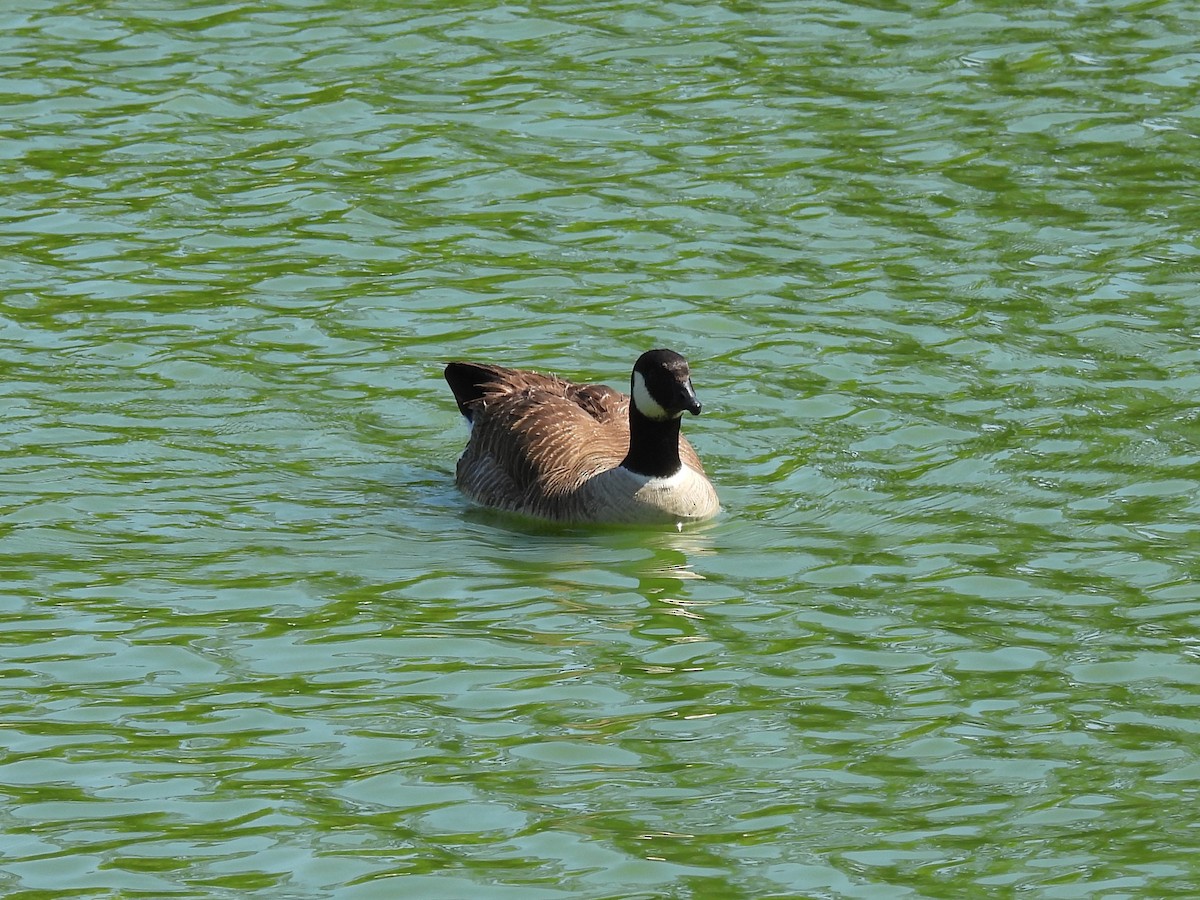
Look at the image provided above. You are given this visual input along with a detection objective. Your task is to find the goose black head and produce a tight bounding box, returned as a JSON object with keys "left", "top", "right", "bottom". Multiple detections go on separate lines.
{"left": 630, "top": 349, "right": 702, "bottom": 422}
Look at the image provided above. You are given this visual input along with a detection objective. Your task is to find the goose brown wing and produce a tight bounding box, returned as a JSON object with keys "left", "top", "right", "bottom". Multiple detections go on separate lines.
{"left": 565, "top": 382, "right": 628, "bottom": 424}
{"left": 445, "top": 363, "right": 559, "bottom": 419}
{"left": 456, "top": 381, "right": 631, "bottom": 510}
{"left": 678, "top": 436, "right": 706, "bottom": 475}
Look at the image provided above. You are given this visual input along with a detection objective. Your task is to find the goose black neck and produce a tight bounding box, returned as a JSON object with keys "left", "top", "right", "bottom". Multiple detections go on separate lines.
{"left": 621, "top": 405, "right": 684, "bottom": 478}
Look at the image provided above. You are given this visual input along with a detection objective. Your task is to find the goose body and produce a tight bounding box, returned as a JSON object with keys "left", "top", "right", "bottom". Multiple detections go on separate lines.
{"left": 444, "top": 350, "right": 719, "bottom": 525}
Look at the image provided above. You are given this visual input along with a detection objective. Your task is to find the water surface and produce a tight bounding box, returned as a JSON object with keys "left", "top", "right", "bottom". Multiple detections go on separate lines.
{"left": 3, "top": 1, "right": 1200, "bottom": 897}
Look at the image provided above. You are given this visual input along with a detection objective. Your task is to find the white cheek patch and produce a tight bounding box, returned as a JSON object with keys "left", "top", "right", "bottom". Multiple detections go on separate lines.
{"left": 632, "top": 370, "right": 671, "bottom": 421}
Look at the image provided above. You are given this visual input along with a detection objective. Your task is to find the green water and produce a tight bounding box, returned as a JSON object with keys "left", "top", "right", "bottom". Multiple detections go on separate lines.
{"left": 3, "top": 1, "right": 1200, "bottom": 897}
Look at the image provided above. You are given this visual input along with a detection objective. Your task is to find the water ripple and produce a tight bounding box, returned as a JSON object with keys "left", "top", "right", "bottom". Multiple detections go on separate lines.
{"left": 3, "top": 0, "right": 1200, "bottom": 897}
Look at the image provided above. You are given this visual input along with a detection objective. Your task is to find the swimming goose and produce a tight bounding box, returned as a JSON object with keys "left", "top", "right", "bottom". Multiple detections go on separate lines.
{"left": 444, "top": 349, "right": 719, "bottom": 524}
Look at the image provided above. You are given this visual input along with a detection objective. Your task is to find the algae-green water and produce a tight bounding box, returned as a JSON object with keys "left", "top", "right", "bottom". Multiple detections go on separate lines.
{"left": 3, "top": 2, "right": 1200, "bottom": 897}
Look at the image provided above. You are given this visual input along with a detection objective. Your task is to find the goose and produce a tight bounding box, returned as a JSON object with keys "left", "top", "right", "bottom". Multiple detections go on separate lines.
{"left": 444, "top": 349, "right": 719, "bottom": 525}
